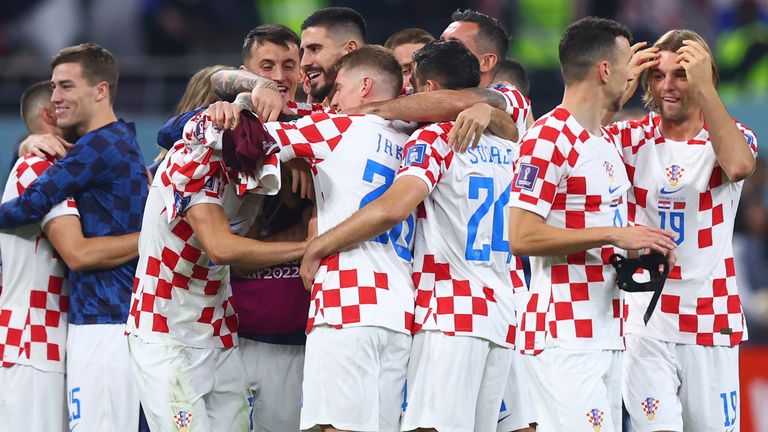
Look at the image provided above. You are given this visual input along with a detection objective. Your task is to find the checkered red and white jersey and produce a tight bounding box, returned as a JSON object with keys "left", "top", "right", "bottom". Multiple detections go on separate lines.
{"left": 265, "top": 113, "right": 416, "bottom": 334}
{"left": 607, "top": 112, "right": 758, "bottom": 346}
{"left": 126, "top": 152, "right": 262, "bottom": 348}
{"left": 285, "top": 100, "right": 328, "bottom": 117}
{"left": 510, "top": 107, "right": 631, "bottom": 354}
{"left": 398, "top": 122, "right": 524, "bottom": 348}
{"left": 0, "top": 155, "right": 78, "bottom": 372}
{"left": 491, "top": 83, "right": 531, "bottom": 127}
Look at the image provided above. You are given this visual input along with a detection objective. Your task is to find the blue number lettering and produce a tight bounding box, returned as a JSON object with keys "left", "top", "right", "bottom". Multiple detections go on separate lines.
{"left": 720, "top": 390, "right": 738, "bottom": 427}
{"left": 466, "top": 177, "right": 510, "bottom": 262}
{"left": 69, "top": 387, "right": 81, "bottom": 421}
{"left": 659, "top": 211, "right": 685, "bottom": 245}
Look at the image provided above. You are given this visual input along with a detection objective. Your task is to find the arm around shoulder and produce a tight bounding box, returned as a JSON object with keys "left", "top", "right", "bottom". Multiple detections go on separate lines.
{"left": 44, "top": 215, "right": 139, "bottom": 271}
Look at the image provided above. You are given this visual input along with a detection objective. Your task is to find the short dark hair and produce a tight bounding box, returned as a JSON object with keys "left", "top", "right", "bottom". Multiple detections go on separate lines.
{"left": 301, "top": 7, "right": 366, "bottom": 43}
{"left": 384, "top": 28, "right": 434, "bottom": 50}
{"left": 50, "top": 43, "right": 119, "bottom": 102}
{"left": 412, "top": 40, "right": 480, "bottom": 90}
{"left": 241, "top": 24, "right": 300, "bottom": 65}
{"left": 450, "top": 9, "right": 509, "bottom": 59}
{"left": 335, "top": 45, "right": 402, "bottom": 97}
{"left": 494, "top": 58, "right": 530, "bottom": 97}
{"left": 559, "top": 17, "right": 632, "bottom": 85}
{"left": 20, "top": 80, "right": 53, "bottom": 131}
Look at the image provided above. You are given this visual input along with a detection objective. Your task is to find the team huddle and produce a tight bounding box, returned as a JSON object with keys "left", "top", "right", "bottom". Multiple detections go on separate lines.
{"left": 0, "top": 6, "right": 757, "bottom": 432}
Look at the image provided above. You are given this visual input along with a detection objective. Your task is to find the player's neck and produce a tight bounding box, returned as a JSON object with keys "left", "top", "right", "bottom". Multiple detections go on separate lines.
{"left": 78, "top": 106, "right": 118, "bottom": 136}
{"left": 561, "top": 84, "right": 605, "bottom": 135}
{"left": 658, "top": 109, "right": 704, "bottom": 142}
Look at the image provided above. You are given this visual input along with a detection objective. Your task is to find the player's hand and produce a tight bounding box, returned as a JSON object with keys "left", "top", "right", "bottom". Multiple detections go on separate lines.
{"left": 610, "top": 226, "right": 677, "bottom": 255}
{"left": 623, "top": 42, "right": 660, "bottom": 104}
{"left": 283, "top": 159, "right": 314, "bottom": 199}
{"left": 449, "top": 103, "right": 492, "bottom": 152}
{"left": 676, "top": 40, "right": 714, "bottom": 98}
{"left": 205, "top": 101, "right": 243, "bottom": 130}
{"left": 300, "top": 240, "right": 323, "bottom": 291}
{"left": 251, "top": 81, "right": 283, "bottom": 122}
{"left": 18, "top": 133, "right": 72, "bottom": 159}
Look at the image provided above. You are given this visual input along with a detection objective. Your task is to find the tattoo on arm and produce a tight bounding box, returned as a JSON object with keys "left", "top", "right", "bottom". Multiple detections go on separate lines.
{"left": 468, "top": 88, "right": 506, "bottom": 109}
{"left": 211, "top": 70, "right": 263, "bottom": 101}
{"left": 234, "top": 92, "right": 254, "bottom": 112}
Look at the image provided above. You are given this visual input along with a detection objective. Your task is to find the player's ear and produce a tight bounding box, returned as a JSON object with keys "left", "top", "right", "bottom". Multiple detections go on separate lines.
{"left": 344, "top": 40, "right": 359, "bottom": 54}
{"left": 598, "top": 61, "right": 611, "bottom": 85}
{"left": 481, "top": 53, "right": 498, "bottom": 73}
{"left": 360, "top": 76, "right": 373, "bottom": 97}
{"left": 40, "top": 105, "right": 57, "bottom": 127}
{"left": 94, "top": 81, "right": 110, "bottom": 103}
{"left": 425, "top": 79, "right": 440, "bottom": 92}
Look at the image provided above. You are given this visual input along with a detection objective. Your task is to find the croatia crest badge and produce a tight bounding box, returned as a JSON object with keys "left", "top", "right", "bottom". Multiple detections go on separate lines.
{"left": 603, "top": 161, "right": 615, "bottom": 182}
{"left": 665, "top": 164, "right": 685, "bottom": 187}
{"left": 586, "top": 408, "right": 605, "bottom": 431}
{"left": 641, "top": 397, "right": 660, "bottom": 421}
{"left": 173, "top": 409, "right": 193, "bottom": 432}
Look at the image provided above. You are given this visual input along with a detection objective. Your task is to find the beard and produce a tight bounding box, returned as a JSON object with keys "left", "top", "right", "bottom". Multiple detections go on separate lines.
{"left": 610, "top": 93, "right": 623, "bottom": 114}
{"left": 306, "top": 66, "right": 334, "bottom": 101}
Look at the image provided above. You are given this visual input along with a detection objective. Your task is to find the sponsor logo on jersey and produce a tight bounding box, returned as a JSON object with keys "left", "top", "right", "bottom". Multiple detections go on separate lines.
{"left": 173, "top": 409, "right": 193, "bottom": 432}
{"left": 603, "top": 161, "right": 615, "bottom": 182}
{"left": 608, "top": 185, "right": 622, "bottom": 194}
{"left": 641, "top": 397, "right": 660, "bottom": 421}
{"left": 665, "top": 164, "right": 685, "bottom": 187}
{"left": 515, "top": 163, "right": 539, "bottom": 191}
{"left": 586, "top": 408, "right": 605, "bottom": 431}
{"left": 405, "top": 143, "right": 427, "bottom": 166}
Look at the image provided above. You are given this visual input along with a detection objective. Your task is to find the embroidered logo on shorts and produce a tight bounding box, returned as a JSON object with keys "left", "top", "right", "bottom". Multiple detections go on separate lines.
{"left": 641, "top": 397, "right": 660, "bottom": 421}
{"left": 173, "top": 409, "right": 193, "bottom": 432}
{"left": 405, "top": 143, "right": 427, "bottom": 166}
{"left": 586, "top": 408, "right": 604, "bottom": 431}
{"left": 515, "top": 163, "right": 539, "bottom": 191}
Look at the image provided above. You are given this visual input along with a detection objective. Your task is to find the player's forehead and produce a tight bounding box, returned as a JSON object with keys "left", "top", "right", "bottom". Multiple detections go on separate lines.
{"left": 652, "top": 50, "right": 684, "bottom": 73}
{"left": 300, "top": 26, "right": 336, "bottom": 48}
{"left": 252, "top": 41, "right": 300, "bottom": 63}
{"left": 51, "top": 62, "right": 85, "bottom": 83}
{"left": 440, "top": 21, "right": 479, "bottom": 46}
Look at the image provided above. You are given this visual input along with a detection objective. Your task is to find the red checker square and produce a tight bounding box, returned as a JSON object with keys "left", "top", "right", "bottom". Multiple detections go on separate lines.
{"left": 712, "top": 204, "right": 724, "bottom": 226}
{"left": 140, "top": 293, "right": 156, "bottom": 312}
{"left": 567, "top": 177, "right": 587, "bottom": 194}
{"left": 293, "top": 143, "right": 316, "bottom": 158}
{"left": 452, "top": 280, "right": 471, "bottom": 297}
{"left": 520, "top": 194, "right": 539, "bottom": 206}
{"left": 696, "top": 333, "right": 714, "bottom": 346}
{"left": 373, "top": 272, "right": 388, "bottom": 289}
{"left": 358, "top": 287, "right": 378, "bottom": 305}
{"left": 152, "top": 314, "right": 169, "bottom": 333}
{"left": 454, "top": 314, "right": 474, "bottom": 332}
{"left": 696, "top": 297, "right": 714, "bottom": 315}
{"left": 29, "top": 290, "right": 47, "bottom": 308}
{"left": 156, "top": 279, "right": 173, "bottom": 300}
{"left": 220, "top": 334, "right": 234, "bottom": 348}
{"left": 634, "top": 187, "right": 648, "bottom": 208}
{"left": 574, "top": 319, "right": 593, "bottom": 337}
{"left": 171, "top": 220, "right": 193, "bottom": 241}
{"left": 539, "top": 181, "right": 557, "bottom": 203}
{"left": 551, "top": 265, "right": 570, "bottom": 284}
{"left": 47, "top": 276, "right": 63, "bottom": 294}
{"left": 30, "top": 324, "right": 47, "bottom": 341}
{"left": 224, "top": 312, "right": 239, "bottom": 332}
{"left": 415, "top": 288, "right": 432, "bottom": 307}
{"left": 482, "top": 286, "right": 496, "bottom": 302}
{"left": 539, "top": 125, "right": 561, "bottom": 143}
{"left": 203, "top": 280, "right": 222, "bottom": 296}
{"left": 552, "top": 194, "right": 567, "bottom": 211}
{"left": 570, "top": 283, "right": 590, "bottom": 302}
{"left": 472, "top": 297, "right": 489, "bottom": 316}
{"left": 322, "top": 254, "right": 340, "bottom": 271}
{"left": 179, "top": 244, "right": 202, "bottom": 264}
{"left": 338, "top": 270, "right": 358, "bottom": 287}
{"left": 0, "top": 310, "right": 11, "bottom": 326}
{"left": 299, "top": 123, "right": 323, "bottom": 142}
{"left": 171, "top": 273, "right": 191, "bottom": 290}
{"left": 322, "top": 289, "right": 341, "bottom": 307}
{"left": 565, "top": 211, "right": 585, "bottom": 229}
{"left": 190, "top": 264, "right": 209, "bottom": 280}
{"left": 585, "top": 195, "right": 602, "bottom": 212}
{"left": 724, "top": 258, "right": 736, "bottom": 277}
{"left": 437, "top": 296, "right": 455, "bottom": 314}
{"left": 730, "top": 332, "right": 743, "bottom": 346}
{"left": 161, "top": 248, "right": 180, "bottom": 269}
{"left": 554, "top": 302, "right": 574, "bottom": 320}
{"left": 698, "top": 228, "right": 713, "bottom": 248}
{"left": 340, "top": 305, "right": 361, "bottom": 324}
{"left": 567, "top": 252, "right": 587, "bottom": 265}
{"left": 404, "top": 312, "right": 415, "bottom": 331}
{"left": 585, "top": 265, "right": 605, "bottom": 282}
{"left": 713, "top": 278, "right": 728, "bottom": 296}
{"left": 549, "top": 320, "right": 558, "bottom": 338}
{"left": 727, "top": 295, "right": 741, "bottom": 313}
{"left": 506, "top": 325, "right": 517, "bottom": 345}
{"left": 198, "top": 307, "right": 214, "bottom": 323}
{"left": 713, "top": 314, "right": 730, "bottom": 333}
{"left": 6, "top": 328, "right": 22, "bottom": 345}
{"left": 47, "top": 344, "right": 60, "bottom": 361}
{"left": 45, "top": 310, "right": 61, "bottom": 327}
{"left": 146, "top": 256, "right": 161, "bottom": 277}
{"left": 679, "top": 314, "right": 698, "bottom": 332}
{"left": 699, "top": 191, "right": 713, "bottom": 211}
{"left": 668, "top": 266, "right": 682, "bottom": 280}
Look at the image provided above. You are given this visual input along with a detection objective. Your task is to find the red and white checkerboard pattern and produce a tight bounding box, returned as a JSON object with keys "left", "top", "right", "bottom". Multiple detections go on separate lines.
{"left": 285, "top": 100, "right": 328, "bottom": 117}
{"left": 0, "top": 155, "right": 75, "bottom": 372}
{"left": 128, "top": 152, "right": 262, "bottom": 348}
{"left": 609, "top": 112, "right": 756, "bottom": 346}
{"left": 491, "top": 83, "right": 531, "bottom": 126}
{"left": 511, "top": 107, "right": 629, "bottom": 353}
{"left": 397, "top": 121, "right": 524, "bottom": 347}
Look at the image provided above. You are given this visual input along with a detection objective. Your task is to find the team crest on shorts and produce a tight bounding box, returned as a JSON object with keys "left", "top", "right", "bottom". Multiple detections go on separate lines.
{"left": 665, "top": 164, "right": 685, "bottom": 187}
{"left": 586, "top": 408, "right": 605, "bottom": 431}
{"left": 603, "top": 161, "right": 615, "bottom": 182}
{"left": 173, "top": 409, "right": 193, "bottom": 432}
{"left": 641, "top": 397, "right": 660, "bottom": 421}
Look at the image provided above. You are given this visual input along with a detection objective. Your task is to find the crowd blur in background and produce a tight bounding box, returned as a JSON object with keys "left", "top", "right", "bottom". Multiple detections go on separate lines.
{"left": 0, "top": 0, "right": 767, "bottom": 342}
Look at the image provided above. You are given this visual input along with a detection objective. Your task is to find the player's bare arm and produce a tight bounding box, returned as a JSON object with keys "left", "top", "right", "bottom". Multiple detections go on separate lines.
{"left": 210, "top": 69, "right": 284, "bottom": 122}
{"left": 44, "top": 215, "right": 139, "bottom": 271}
{"left": 300, "top": 176, "right": 429, "bottom": 289}
{"left": 353, "top": 87, "right": 507, "bottom": 122}
{"left": 508, "top": 207, "right": 677, "bottom": 257}
{"left": 186, "top": 202, "right": 306, "bottom": 268}
{"left": 677, "top": 40, "right": 755, "bottom": 182}
{"left": 448, "top": 103, "right": 518, "bottom": 151}
{"left": 18, "top": 133, "right": 73, "bottom": 159}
